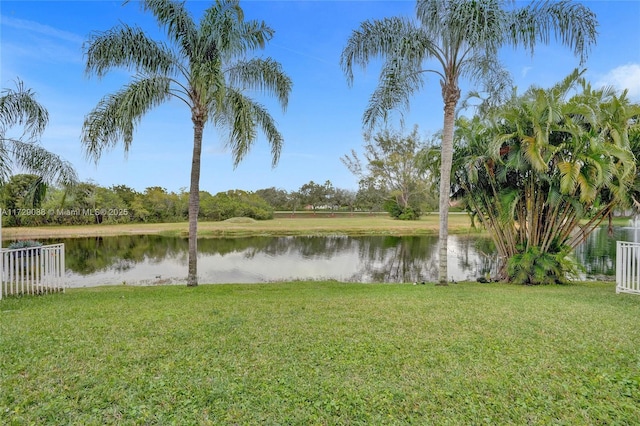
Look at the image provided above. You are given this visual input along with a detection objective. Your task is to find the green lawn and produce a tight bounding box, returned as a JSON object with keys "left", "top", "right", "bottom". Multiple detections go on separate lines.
{"left": 1, "top": 213, "right": 475, "bottom": 240}
{"left": 2, "top": 281, "right": 640, "bottom": 425}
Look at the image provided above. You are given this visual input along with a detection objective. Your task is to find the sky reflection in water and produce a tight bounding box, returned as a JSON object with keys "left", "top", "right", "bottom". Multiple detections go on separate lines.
{"left": 37, "top": 226, "right": 631, "bottom": 287}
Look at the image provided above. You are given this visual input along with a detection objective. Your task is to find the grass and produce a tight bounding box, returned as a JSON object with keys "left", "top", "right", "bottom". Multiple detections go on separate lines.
{"left": 2, "top": 281, "right": 640, "bottom": 424}
{"left": 1, "top": 213, "right": 475, "bottom": 240}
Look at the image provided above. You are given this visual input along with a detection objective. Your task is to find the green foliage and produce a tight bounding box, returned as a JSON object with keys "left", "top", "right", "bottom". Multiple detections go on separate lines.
{"left": 342, "top": 126, "right": 435, "bottom": 219}
{"left": 200, "top": 190, "right": 273, "bottom": 221}
{"left": 355, "top": 177, "right": 387, "bottom": 212}
{"left": 342, "top": 0, "right": 598, "bottom": 284}
{"left": 506, "top": 246, "right": 582, "bottom": 285}
{"left": 297, "top": 180, "right": 334, "bottom": 212}
{"left": 7, "top": 240, "right": 42, "bottom": 250}
{"left": 1, "top": 174, "right": 47, "bottom": 226}
{"left": 254, "top": 187, "right": 291, "bottom": 210}
{"left": 0, "top": 80, "right": 77, "bottom": 187}
{"left": 2, "top": 282, "right": 640, "bottom": 424}
{"left": 2, "top": 181, "right": 369, "bottom": 227}
{"left": 383, "top": 199, "right": 421, "bottom": 220}
{"left": 454, "top": 71, "right": 640, "bottom": 283}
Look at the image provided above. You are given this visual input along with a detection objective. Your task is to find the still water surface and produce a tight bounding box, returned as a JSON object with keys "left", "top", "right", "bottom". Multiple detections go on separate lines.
{"left": 35, "top": 225, "right": 638, "bottom": 287}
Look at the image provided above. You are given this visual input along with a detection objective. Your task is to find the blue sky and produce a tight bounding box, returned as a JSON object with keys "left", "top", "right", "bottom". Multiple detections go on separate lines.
{"left": 1, "top": 0, "right": 639, "bottom": 195}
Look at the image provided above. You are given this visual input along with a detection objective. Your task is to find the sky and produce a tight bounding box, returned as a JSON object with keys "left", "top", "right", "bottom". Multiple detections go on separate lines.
{"left": 1, "top": 0, "right": 640, "bottom": 195}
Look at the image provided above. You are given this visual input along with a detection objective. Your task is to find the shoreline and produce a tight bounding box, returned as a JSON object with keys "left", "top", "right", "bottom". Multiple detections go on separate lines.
{"left": 1, "top": 214, "right": 478, "bottom": 240}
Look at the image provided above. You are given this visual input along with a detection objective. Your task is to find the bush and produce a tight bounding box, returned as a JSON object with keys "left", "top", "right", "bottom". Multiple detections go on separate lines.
{"left": 383, "top": 200, "right": 421, "bottom": 220}
{"left": 506, "top": 245, "right": 582, "bottom": 285}
{"left": 7, "top": 240, "right": 43, "bottom": 250}
{"left": 200, "top": 190, "right": 274, "bottom": 221}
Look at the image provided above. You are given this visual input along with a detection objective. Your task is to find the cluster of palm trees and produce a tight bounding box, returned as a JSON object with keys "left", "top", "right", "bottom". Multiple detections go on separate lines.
{"left": 4, "top": 0, "right": 635, "bottom": 285}
{"left": 452, "top": 69, "right": 639, "bottom": 283}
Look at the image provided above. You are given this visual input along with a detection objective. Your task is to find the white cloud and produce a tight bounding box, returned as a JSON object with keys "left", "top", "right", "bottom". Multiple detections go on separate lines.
{"left": 596, "top": 64, "right": 640, "bottom": 100}
{"left": 0, "top": 15, "right": 84, "bottom": 45}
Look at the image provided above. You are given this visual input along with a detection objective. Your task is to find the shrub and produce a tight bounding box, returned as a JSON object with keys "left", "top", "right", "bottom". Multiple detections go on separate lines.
{"left": 506, "top": 245, "right": 582, "bottom": 285}
{"left": 383, "top": 199, "right": 421, "bottom": 220}
{"left": 7, "top": 240, "right": 43, "bottom": 250}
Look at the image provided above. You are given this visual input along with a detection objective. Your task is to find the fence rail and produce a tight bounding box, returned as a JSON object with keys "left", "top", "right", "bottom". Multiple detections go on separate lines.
{"left": 616, "top": 241, "right": 640, "bottom": 295}
{"left": 0, "top": 243, "right": 65, "bottom": 300}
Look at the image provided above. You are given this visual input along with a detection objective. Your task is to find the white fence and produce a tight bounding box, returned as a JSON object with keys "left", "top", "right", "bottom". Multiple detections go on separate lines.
{"left": 0, "top": 243, "right": 65, "bottom": 300}
{"left": 616, "top": 241, "right": 640, "bottom": 295}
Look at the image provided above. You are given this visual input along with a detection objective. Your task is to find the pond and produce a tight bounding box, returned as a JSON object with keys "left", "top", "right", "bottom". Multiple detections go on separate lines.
{"left": 31, "top": 225, "right": 639, "bottom": 287}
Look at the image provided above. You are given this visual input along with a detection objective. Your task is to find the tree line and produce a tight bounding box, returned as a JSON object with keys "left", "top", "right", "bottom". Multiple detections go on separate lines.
{"left": 0, "top": 175, "right": 397, "bottom": 226}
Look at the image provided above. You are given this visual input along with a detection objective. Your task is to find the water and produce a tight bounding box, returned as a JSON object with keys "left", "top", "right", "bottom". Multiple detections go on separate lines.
{"left": 32, "top": 226, "right": 633, "bottom": 287}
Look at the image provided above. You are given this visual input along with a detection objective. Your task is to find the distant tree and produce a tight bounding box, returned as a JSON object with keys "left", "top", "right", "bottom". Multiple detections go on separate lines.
{"left": 1, "top": 174, "right": 46, "bottom": 226}
{"left": 198, "top": 190, "right": 218, "bottom": 220}
{"left": 298, "top": 180, "right": 333, "bottom": 212}
{"left": 355, "top": 177, "right": 388, "bottom": 213}
{"left": 203, "top": 189, "right": 273, "bottom": 220}
{"left": 82, "top": 0, "right": 292, "bottom": 286}
{"left": 255, "top": 187, "right": 290, "bottom": 210}
{"left": 110, "top": 184, "right": 138, "bottom": 206}
{"left": 331, "top": 188, "right": 357, "bottom": 212}
{"left": 288, "top": 190, "right": 302, "bottom": 214}
{"left": 342, "top": 126, "right": 432, "bottom": 219}
{"left": 142, "top": 186, "right": 177, "bottom": 222}
{"left": 47, "top": 181, "right": 100, "bottom": 225}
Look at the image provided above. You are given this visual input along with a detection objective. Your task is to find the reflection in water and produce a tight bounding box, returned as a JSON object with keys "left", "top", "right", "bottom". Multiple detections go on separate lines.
{"left": 36, "top": 227, "right": 621, "bottom": 287}
{"left": 38, "top": 234, "right": 498, "bottom": 287}
{"left": 573, "top": 226, "right": 639, "bottom": 278}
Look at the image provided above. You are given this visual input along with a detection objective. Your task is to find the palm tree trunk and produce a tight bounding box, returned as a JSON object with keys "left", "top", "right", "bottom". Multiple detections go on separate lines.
{"left": 437, "top": 81, "right": 460, "bottom": 285}
{"left": 187, "top": 119, "right": 204, "bottom": 287}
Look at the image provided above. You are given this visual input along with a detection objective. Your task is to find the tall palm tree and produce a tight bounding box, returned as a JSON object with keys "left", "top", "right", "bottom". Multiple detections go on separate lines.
{"left": 82, "top": 0, "right": 292, "bottom": 286}
{"left": 0, "top": 80, "right": 77, "bottom": 188}
{"left": 341, "top": 0, "right": 597, "bottom": 285}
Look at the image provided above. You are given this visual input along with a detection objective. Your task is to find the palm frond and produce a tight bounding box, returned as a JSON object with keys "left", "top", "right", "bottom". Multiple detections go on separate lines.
{"left": 0, "top": 80, "right": 76, "bottom": 187}
{"left": 225, "top": 58, "right": 292, "bottom": 111}
{"left": 0, "top": 143, "right": 11, "bottom": 184}
{"left": 136, "top": 0, "right": 197, "bottom": 59}
{"left": 341, "top": 17, "right": 436, "bottom": 85}
{"left": 84, "top": 25, "right": 177, "bottom": 78}
{"left": 0, "top": 79, "right": 48, "bottom": 140}
{"left": 5, "top": 139, "right": 77, "bottom": 186}
{"left": 507, "top": 0, "right": 598, "bottom": 65}
{"left": 363, "top": 55, "right": 425, "bottom": 129}
{"left": 216, "top": 88, "right": 283, "bottom": 168}
{"left": 558, "top": 160, "right": 579, "bottom": 194}
{"left": 81, "top": 76, "right": 172, "bottom": 162}
{"left": 461, "top": 52, "right": 512, "bottom": 107}
{"left": 417, "top": 0, "right": 506, "bottom": 54}
{"left": 199, "top": 0, "right": 273, "bottom": 62}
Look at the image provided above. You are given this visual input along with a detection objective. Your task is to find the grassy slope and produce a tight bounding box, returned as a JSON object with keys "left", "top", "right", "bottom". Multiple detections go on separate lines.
{"left": 1, "top": 214, "right": 475, "bottom": 240}
{"left": 2, "top": 281, "right": 640, "bottom": 424}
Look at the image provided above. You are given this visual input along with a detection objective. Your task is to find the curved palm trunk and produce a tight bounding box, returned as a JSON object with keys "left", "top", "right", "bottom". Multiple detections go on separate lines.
{"left": 187, "top": 119, "right": 204, "bottom": 287}
{"left": 437, "top": 81, "right": 460, "bottom": 286}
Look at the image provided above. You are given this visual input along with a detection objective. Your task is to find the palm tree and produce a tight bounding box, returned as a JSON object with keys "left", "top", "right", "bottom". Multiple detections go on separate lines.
{"left": 455, "top": 70, "right": 638, "bottom": 283}
{"left": 0, "top": 80, "right": 77, "bottom": 188}
{"left": 81, "top": 0, "right": 292, "bottom": 286}
{"left": 341, "top": 0, "right": 598, "bottom": 285}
